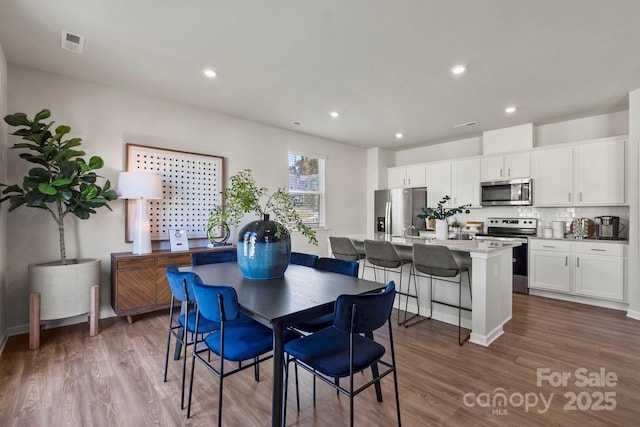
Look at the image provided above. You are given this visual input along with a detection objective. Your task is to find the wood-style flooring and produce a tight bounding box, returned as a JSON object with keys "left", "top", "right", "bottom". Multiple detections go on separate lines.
{"left": 1, "top": 294, "right": 639, "bottom": 426}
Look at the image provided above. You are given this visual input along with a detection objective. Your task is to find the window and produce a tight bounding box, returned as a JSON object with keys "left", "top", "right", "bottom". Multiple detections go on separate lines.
{"left": 288, "top": 152, "right": 325, "bottom": 228}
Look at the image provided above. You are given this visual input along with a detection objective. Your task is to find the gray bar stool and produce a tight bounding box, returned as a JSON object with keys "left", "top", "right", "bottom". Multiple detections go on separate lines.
{"left": 363, "top": 239, "right": 418, "bottom": 326}
{"left": 328, "top": 237, "right": 366, "bottom": 277}
{"left": 411, "top": 243, "right": 472, "bottom": 345}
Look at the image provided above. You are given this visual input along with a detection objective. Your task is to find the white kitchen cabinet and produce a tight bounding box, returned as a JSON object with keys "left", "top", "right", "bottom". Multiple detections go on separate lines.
{"left": 532, "top": 146, "right": 574, "bottom": 205}
{"left": 574, "top": 242, "right": 624, "bottom": 301}
{"left": 575, "top": 138, "right": 625, "bottom": 205}
{"left": 451, "top": 158, "right": 481, "bottom": 207}
{"left": 426, "top": 162, "right": 451, "bottom": 207}
{"left": 388, "top": 164, "right": 426, "bottom": 188}
{"left": 529, "top": 239, "right": 626, "bottom": 302}
{"left": 481, "top": 152, "right": 530, "bottom": 181}
{"left": 532, "top": 137, "right": 626, "bottom": 206}
{"left": 529, "top": 240, "right": 573, "bottom": 293}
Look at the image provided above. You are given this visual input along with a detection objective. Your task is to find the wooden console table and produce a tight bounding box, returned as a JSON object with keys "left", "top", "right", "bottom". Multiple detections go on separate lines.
{"left": 110, "top": 246, "right": 235, "bottom": 323}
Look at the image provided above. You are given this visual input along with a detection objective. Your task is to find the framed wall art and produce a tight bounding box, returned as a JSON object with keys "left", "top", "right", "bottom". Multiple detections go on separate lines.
{"left": 125, "top": 143, "right": 224, "bottom": 242}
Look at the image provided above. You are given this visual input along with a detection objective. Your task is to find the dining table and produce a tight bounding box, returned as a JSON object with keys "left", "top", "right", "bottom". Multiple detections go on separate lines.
{"left": 180, "top": 261, "right": 387, "bottom": 427}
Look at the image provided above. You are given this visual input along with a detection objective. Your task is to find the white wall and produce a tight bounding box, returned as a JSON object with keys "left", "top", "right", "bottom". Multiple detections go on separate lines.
{"left": 0, "top": 43, "right": 8, "bottom": 350}
{"left": 394, "top": 111, "right": 629, "bottom": 167}
{"left": 5, "top": 65, "right": 368, "bottom": 332}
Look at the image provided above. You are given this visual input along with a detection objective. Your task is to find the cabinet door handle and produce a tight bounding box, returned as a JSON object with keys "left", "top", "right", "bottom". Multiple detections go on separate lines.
{"left": 500, "top": 168, "right": 503, "bottom": 178}
{"left": 590, "top": 248, "right": 606, "bottom": 252}
{"left": 568, "top": 192, "right": 572, "bottom": 202}
{"left": 403, "top": 178, "right": 406, "bottom": 186}
{"left": 565, "top": 256, "right": 568, "bottom": 266}
{"left": 408, "top": 178, "right": 411, "bottom": 185}
{"left": 577, "top": 257, "right": 580, "bottom": 267}
{"left": 508, "top": 167, "right": 511, "bottom": 177}
{"left": 542, "top": 245, "right": 556, "bottom": 248}
{"left": 579, "top": 192, "right": 582, "bottom": 202}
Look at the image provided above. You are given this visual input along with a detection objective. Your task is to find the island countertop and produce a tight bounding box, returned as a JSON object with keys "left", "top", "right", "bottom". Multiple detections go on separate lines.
{"left": 346, "top": 233, "right": 521, "bottom": 253}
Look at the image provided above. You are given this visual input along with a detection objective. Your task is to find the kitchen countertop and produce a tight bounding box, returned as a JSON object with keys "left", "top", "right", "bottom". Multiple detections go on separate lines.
{"left": 528, "top": 236, "right": 628, "bottom": 244}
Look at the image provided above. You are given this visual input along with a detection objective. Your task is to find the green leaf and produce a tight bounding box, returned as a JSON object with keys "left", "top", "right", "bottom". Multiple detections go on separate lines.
{"left": 2, "top": 184, "right": 24, "bottom": 195}
{"left": 8, "top": 195, "right": 27, "bottom": 210}
{"left": 54, "top": 125, "right": 71, "bottom": 136}
{"left": 81, "top": 185, "right": 98, "bottom": 200}
{"left": 57, "top": 188, "right": 73, "bottom": 201}
{"left": 3, "top": 112, "right": 30, "bottom": 127}
{"left": 87, "top": 156, "right": 104, "bottom": 170}
{"left": 52, "top": 178, "right": 73, "bottom": 187}
{"left": 29, "top": 168, "right": 51, "bottom": 181}
{"left": 102, "top": 188, "right": 118, "bottom": 201}
{"left": 38, "top": 183, "right": 57, "bottom": 195}
{"left": 61, "top": 138, "right": 82, "bottom": 150}
{"left": 24, "top": 192, "right": 47, "bottom": 207}
{"left": 33, "top": 109, "right": 51, "bottom": 122}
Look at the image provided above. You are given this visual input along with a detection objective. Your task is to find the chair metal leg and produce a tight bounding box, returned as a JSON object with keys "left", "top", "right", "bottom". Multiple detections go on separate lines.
{"left": 254, "top": 356, "right": 260, "bottom": 381}
{"left": 163, "top": 327, "right": 172, "bottom": 383}
{"left": 181, "top": 324, "right": 188, "bottom": 409}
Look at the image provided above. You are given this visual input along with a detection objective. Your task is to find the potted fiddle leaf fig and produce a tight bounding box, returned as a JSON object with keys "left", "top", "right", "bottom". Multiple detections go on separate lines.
{"left": 1, "top": 109, "right": 118, "bottom": 340}
{"left": 206, "top": 169, "right": 317, "bottom": 279}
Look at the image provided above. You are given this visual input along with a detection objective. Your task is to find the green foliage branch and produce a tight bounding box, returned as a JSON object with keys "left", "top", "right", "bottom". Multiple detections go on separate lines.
{"left": 206, "top": 169, "right": 318, "bottom": 245}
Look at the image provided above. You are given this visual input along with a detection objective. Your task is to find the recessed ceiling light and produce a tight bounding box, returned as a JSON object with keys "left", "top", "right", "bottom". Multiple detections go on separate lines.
{"left": 203, "top": 69, "right": 217, "bottom": 78}
{"left": 505, "top": 106, "right": 517, "bottom": 113}
{"left": 395, "top": 133, "right": 404, "bottom": 139}
{"left": 329, "top": 111, "right": 340, "bottom": 118}
{"left": 451, "top": 65, "right": 466, "bottom": 75}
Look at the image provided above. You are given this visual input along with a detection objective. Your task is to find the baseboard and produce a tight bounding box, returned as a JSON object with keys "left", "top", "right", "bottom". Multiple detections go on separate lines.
{"left": 627, "top": 309, "right": 640, "bottom": 321}
{"left": 528, "top": 289, "right": 629, "bottom": 311}
{"left": 0, "top": 329, "right": 8, "bottom": 356}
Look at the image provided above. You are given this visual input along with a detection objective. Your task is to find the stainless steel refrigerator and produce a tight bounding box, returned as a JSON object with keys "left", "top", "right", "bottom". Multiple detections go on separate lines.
{"left": 374, "top": 188, "right": 428, "bottom": 236}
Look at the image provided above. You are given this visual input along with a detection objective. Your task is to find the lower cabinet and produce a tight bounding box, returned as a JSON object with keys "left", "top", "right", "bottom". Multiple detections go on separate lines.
{"left": 111, "top": 247, "right": 235, "bottom": 321}
{"left": 529, "top": 239, "right": 626, "bottom": 302}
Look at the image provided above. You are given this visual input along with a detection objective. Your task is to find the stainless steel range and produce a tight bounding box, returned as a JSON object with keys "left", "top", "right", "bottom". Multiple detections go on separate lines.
{"left": 476, "top": 217, "right": 537, "bottom": 294}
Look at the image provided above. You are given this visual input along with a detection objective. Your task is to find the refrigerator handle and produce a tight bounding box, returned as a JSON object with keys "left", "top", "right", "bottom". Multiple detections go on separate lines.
{"left": 385, "top": 201, "right": 391, "bottom": 235}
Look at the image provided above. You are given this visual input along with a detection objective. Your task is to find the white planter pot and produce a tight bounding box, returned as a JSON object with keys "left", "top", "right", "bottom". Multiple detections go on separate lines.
{"left": 435, "top": 219, "right": 449, "bottom": 240}
{"left": 29, "top": 258, "right": 100, "bottom": 320}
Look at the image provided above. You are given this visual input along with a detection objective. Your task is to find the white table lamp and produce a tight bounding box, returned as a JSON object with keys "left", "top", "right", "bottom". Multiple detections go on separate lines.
{"left": 117, "top": 172, "right": 163, "bottom": 255}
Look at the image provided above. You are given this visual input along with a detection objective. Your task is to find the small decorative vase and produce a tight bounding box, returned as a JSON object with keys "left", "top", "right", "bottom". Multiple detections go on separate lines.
{"left": 435, "top": 219, "right": 449, "bottom": 240}
{"left": 237, "top": 214, "right": 291, "bottom": 279}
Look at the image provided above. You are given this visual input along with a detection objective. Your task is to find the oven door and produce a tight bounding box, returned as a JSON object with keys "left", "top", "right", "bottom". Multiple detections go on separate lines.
{"left": 480, "top": 179, "right": 532, "bottom": 206}
{"left": 512, "top": 242, "right": 528, "bottom": 294}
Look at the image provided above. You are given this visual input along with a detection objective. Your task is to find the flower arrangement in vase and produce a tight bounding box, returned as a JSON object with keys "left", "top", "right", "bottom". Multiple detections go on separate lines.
{"left": 418, "top": 195, "right": 471, "bottom": 240}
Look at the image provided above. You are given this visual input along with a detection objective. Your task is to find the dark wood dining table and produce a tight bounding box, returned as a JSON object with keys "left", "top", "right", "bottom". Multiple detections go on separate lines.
{"left": 180, "top": 262, "right": 386, "bottom": 427}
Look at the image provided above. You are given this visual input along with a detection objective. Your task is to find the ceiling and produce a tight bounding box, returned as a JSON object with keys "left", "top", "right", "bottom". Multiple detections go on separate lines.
{"left": 1, "top": 0, "right": 640, "bottom": 150}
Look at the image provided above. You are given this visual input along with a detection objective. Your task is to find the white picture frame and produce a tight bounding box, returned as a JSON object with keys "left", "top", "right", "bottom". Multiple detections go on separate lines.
{"left": 169, "top": 229, "right": 190, "bottom": 252}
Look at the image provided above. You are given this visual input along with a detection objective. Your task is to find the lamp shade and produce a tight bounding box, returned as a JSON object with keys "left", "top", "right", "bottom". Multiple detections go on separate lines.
{"left": 117, "top": 172, "right": 163, "bottom": 199}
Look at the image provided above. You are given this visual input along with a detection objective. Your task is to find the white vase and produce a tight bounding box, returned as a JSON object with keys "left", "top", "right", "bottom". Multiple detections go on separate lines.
{"left": 435, "top": 219, "right": 448, "bottom": 240}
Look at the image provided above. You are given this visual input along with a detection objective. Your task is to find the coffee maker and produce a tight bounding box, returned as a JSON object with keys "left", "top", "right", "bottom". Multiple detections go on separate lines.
{"left": 594, "top": 216, "right": 622, "bottom": 240}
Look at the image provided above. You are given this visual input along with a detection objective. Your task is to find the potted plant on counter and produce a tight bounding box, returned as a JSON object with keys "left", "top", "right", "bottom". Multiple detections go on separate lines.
{"left": 1, "top": 109, "right": 118, "bottom": 348}
{"left": 206, "top": 169, "right": 317, "bottom": 279}
{"left": 418, "top": 195, "right": 471, "bottom": 240}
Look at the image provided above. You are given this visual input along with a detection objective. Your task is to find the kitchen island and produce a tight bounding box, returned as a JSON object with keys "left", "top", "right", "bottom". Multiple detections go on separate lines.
{"left": 346, "top": 234, "right": 520, "bottom": 347}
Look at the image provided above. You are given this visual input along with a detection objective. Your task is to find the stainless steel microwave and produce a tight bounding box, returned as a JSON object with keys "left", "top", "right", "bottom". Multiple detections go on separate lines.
{"left": 480, "top": 178, "right": 533, "bottom": 206}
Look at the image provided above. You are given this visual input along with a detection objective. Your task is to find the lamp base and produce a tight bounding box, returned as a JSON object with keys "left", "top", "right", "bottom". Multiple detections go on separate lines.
{"left": 132, "top": 199, "right": 152, "bottom": 255}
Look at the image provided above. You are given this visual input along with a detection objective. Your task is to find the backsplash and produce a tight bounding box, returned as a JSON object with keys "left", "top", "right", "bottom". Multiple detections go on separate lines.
{"left": 453, "top": 206, "right": 630, "bottom": 239}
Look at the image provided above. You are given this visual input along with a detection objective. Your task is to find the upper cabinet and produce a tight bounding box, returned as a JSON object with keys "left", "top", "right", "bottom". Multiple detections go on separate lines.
{"left": 426, "top": 162, "right": 451, "bottom": 207}
{"left": 451, "top": 158, "right": 481, "bottom": 208}
{"left": 575, "top": 138, "right": 625, "bottom": 205}
{"left": 388, "top": 164, "right": 426, "bottom": 188}
{"left": 481, "top": 152, "right": 531, "bottom": 181}
{"left": 532, "top": 136, "right": 626, "bottom": 206}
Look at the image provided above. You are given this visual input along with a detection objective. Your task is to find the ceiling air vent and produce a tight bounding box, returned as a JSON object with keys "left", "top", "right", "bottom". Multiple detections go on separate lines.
{"left": 61, "top": 30, "right": 85, "bottom": 54}
{"left": 453, "top": 121, "right": 478, "bottom": 128}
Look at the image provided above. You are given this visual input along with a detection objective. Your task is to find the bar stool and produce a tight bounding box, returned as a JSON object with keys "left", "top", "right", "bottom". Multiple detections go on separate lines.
{"left": 328, "top": 237, "right": 366, "bottom": 277}
{"left": 363, "top": 239, "right": 418, "bottom": 326}
{"left": 411, "top": 243, "right": 472, "bottom": 345}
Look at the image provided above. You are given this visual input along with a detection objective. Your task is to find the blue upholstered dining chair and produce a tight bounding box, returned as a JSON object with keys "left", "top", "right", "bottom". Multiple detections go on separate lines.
{"left": 284, "top": 281, "right": 401, "bottom": 426}
{"left": 186, "top": 283, "right": 275, "bottom": 425}
{"left": 290, "top": 252, "right": 319, "bottom": 267}
{"left": 191, "top": 249, "right": 237, "bottom": 265}
{"left": 293, "top": 257, "right": 360, "bottom": 334}
{"left": 164, "top": 265, "right": 221, "bottom": 409}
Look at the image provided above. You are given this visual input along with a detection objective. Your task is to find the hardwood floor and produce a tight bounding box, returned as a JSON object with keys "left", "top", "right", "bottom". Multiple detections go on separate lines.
{"left": 1, "top": 294, "right": 639, "bottom": 426}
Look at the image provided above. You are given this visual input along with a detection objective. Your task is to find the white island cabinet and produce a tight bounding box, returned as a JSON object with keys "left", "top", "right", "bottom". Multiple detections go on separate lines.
{"left": 346, "top": 235, "right": 517, "bottom": 347}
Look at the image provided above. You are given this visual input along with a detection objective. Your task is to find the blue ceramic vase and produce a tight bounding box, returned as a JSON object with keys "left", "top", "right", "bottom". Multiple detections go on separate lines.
{"left": 237, "top": 215, "right": 291, "bottom": 279}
